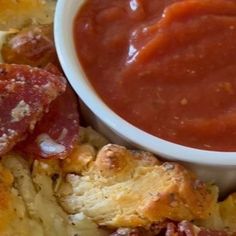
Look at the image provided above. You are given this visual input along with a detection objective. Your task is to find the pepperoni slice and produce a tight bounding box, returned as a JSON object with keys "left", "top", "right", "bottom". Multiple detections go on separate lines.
{"left": 2, "top": 24, "right": 60, "bottom": 68}
{"left": 165, "top": 221, "right": 230, "bottom": 236}
{"left": 111, "top": 222, "right": 234, "bottom": 236}
{"left": 16, "top": 64, "right": 80, "bottom": 159}
{"left": 0, "top": 63, "right": 66, "bottom": 156}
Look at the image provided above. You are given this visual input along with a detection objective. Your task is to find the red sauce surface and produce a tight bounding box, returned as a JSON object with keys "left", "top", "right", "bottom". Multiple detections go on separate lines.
{"left": 74, "top": 0, "right": 236, "bottom": 151}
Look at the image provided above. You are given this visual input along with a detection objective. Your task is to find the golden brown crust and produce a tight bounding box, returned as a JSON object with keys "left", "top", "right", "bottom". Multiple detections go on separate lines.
{"left": 95, "top": 144, "right": 133, "bottom": 176}
{"left": 94, "top": 144, "right": 160, "bottom": 179}
{"left": 62, "top": 144, "right": 96, "bottom": 174}
{"left": 58, "top": 144, "right": 217, "bottom": 228}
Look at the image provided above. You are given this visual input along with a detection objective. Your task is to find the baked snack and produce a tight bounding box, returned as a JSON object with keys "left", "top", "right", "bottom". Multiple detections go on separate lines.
{"left": 0, "top": 0, "right": 55, "bottom": 30}
{"left": 0, "top": 151, "right": 107, "bottom": 236}
{"left": 0, "top": 1, "right": 235, "bottom": 236}
{"left": 58, "top": 143, "right": 217, "bottom": 228}
{"left": 195, "top": 193, "right": 236, "bottom": 232}
{"left": 0, "top": 127, "right": 234, "bottom": 235}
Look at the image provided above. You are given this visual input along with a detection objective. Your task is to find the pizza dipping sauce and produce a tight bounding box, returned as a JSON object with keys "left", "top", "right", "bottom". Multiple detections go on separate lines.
{"left": 74, "top": 0, "right": 236, "bottom": 151}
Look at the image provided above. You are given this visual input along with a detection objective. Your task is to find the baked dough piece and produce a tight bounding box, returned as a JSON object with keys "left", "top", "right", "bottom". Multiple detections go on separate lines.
{"left": 0, "top": 154, "right": 108, "bottom": 236}
{"left": 0, "top": 160, "right": 45, "bottom": 236}
{"left": 0, "top": 0, "right": 55, "bottom": 30}
{"left": 59, "top": 144, "right": 217, "bottom": 228}
{"left": 196, "top": 192, "right": 236, "bottom": 233}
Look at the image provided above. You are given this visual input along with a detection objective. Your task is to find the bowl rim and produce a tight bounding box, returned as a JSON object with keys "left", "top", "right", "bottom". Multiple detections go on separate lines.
{"left": 54, "top": 0, "right": 236, "bottom": 166}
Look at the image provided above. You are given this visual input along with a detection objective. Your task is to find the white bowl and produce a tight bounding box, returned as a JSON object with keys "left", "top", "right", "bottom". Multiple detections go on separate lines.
{"left": 54, "top": 0, "right": 236, "bottom": 194}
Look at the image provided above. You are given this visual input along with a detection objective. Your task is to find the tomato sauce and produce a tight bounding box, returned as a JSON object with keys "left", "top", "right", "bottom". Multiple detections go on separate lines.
{"left": 74, "top": 0, "right": 236, "bottom": 151}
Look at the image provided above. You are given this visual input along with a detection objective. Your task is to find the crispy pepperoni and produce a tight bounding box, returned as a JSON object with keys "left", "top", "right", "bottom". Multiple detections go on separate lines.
{"left": 110, "top": 221, "right": 235, "bottom": 236}
{"left": 0, "top": 63, "right": 66, "bottom": 156}
{"left": 17, "top": 84, "right": 80, "bottom": 159}
{"left": 2, "top": 24, "right": 60, "bottom": 68}
{"left": 168, "top": 221, "right": 230, "bottom": 236}
{"left": 15, "top": 63, "right": 80, "bottom": 159}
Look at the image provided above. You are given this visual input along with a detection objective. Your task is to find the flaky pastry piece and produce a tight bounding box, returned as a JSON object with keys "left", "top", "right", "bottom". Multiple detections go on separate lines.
{"left": 0, "top": 160, "right": 45, "bottom": 236}
{"left": 58, "top": 144, "right": 217, "bottom": 228}
{"left": 0, "top": 0, "right": 55, "bottom": 30}
{"left": 196, "top": 192, "right": 236, "bottom": 233}
{"left": 0, "top": 153, "right": 108, "bottom": 236}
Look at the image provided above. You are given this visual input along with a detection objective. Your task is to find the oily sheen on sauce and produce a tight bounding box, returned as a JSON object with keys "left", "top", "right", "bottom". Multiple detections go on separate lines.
{"left": 74, "top": 0, "right": 236, "bottom": 151}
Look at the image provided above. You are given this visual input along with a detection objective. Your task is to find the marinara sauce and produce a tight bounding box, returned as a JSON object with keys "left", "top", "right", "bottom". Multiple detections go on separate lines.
{"left": 74, "top": 0, "right": 236, "bottom": 151}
